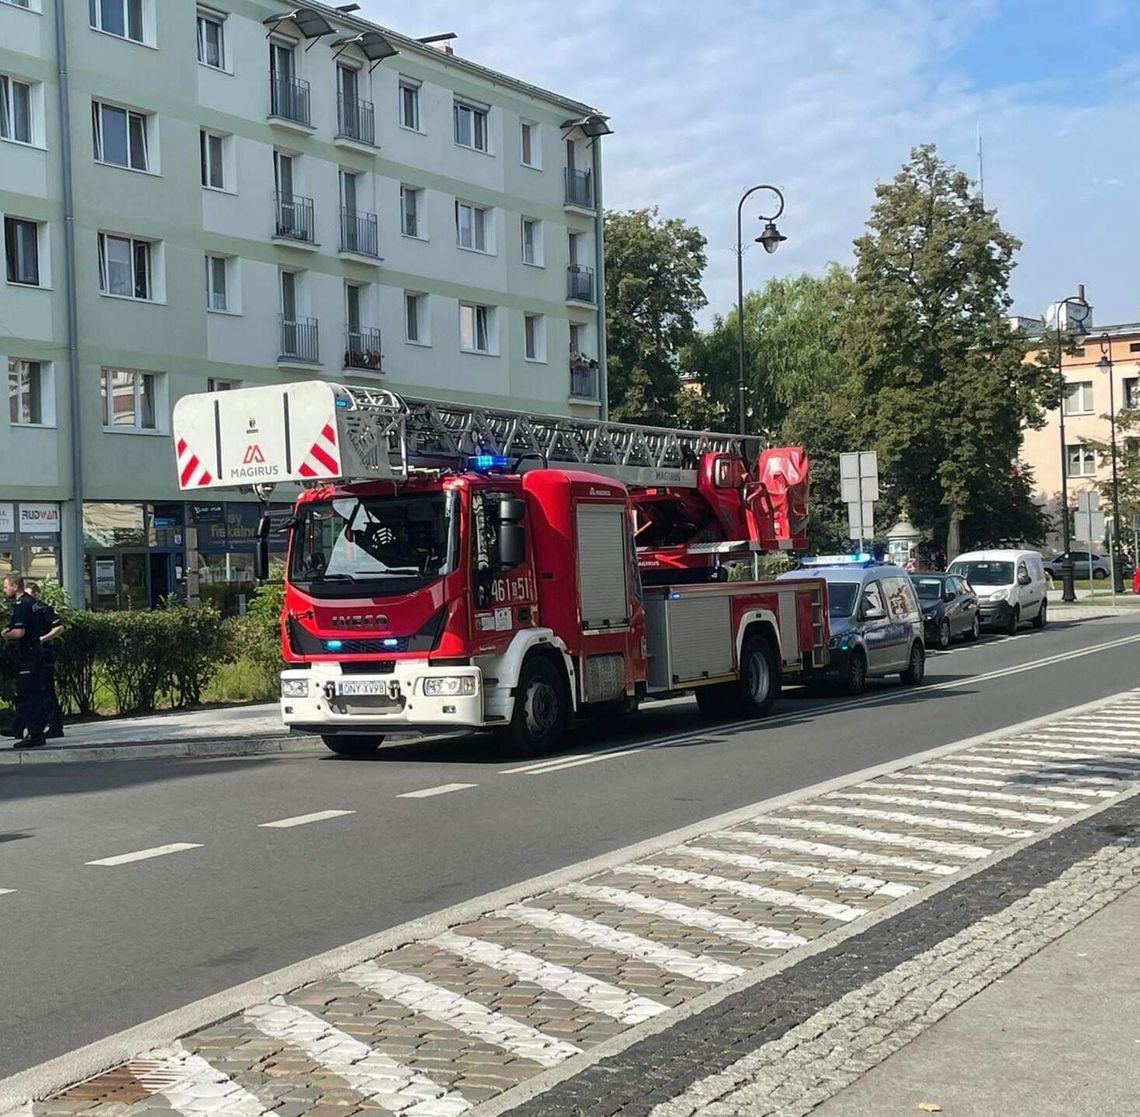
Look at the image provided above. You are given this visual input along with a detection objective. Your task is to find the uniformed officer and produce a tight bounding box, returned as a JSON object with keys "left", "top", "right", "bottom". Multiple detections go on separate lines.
{"left": 2, "top": 573, "right": 48, "bottom": 749}
{"left": 28, "top": 581, "right": 66, "bottom": 738}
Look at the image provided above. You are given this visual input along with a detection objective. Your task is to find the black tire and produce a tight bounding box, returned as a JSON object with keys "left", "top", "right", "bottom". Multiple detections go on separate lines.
{"left": 1032, "top": 598, "right": 1048, "bottom": 629}
{"left": 321, "top": 735, "right": 384, "bottom": 757}
{"left": 900, "top": 641, "right": 926, "bottom": 685}
{"left": 1093, "top": 569, "right": 1109, "bottom": 580}
{"left": 738, "top": 634, "right": 780, "bottom": 718}
{"left": 1005, "top": 606, "right": 1019, "bottom": 636}
{"left": 695, "top": 683, "right": 738, "bottom": 720}
{"left": 844, "top": 648, "right": 868, "bottom": 696}
{"left": 965, "top": 614, "right": 981, "bottom": 642}
{"left": 498, "top": 655, "right": 567, "bottom": 758}
{"left": 937, "top": 619, "right": 951, "bottom": 650}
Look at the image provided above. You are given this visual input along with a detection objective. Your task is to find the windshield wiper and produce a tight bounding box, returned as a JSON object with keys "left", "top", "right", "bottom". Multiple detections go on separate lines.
{"left": 315, "top": 573, "right": 357, "bottom": 582}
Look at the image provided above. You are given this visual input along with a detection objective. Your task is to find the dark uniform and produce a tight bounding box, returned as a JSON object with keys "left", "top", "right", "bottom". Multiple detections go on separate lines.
{"left": 7, "top": 592, "right": 47, "bottom": 746}
{"left": 34, "top": 599, "right": 64, "bottom": 737}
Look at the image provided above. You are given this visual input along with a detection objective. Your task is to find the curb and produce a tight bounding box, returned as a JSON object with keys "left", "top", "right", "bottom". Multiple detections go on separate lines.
{"left": 0, "top": 733, "right": 322, "bottom": 765}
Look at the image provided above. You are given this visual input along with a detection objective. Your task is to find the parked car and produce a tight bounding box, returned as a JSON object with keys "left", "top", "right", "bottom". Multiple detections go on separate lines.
{"left": 947, "top": 549, "right": 1048, "bottom": 633}
{"left": 911, "top": 573, "right": 980, "bottom": 648}
{"left": 779, "top": 557, "right": 925, "bottom": 695}
{"left": 1043, "top": 551, "right": 1111, "bottom": 580}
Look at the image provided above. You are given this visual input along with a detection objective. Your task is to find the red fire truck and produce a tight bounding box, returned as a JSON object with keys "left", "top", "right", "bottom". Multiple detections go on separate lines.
{"left": 172, "top": 383, "right": 826, "bottom": 756}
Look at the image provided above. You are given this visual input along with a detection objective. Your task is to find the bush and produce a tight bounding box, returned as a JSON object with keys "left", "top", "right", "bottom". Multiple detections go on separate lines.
{"left": 54, "top": 612, "right": 117, "bottom": 716}
{"left": 164, "top": 605, "right": 233, "bottom": 707}
{"left": 231, "top": 583, "right": 285, "bottom": 695}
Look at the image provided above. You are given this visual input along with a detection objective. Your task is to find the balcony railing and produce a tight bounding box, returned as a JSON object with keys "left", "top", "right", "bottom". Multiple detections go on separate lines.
{"left": 345, "top": 327, "right": 383, "bottom": 371}
{"left": 337, "top": 93, "right": 375, "bottom": 146}
{"left": 564, "top": 167, "right": 594, "bottom": 209}
{"left": 275, "top": 192, "right": 315, "bottom": 243}
{"left": 567, "top": 264, "right": 595, "bottom": 303}
{"left": 280, "top": 316, "right": 320, "bottom": 364}
{"left": 269, "top": 74, "right": 312, "bottom": 126}
{"left": 340, "top": 208, "right": 380, "bottom": 258}
{"left": 570, "top": 360, "right": 599, "bottom": 400}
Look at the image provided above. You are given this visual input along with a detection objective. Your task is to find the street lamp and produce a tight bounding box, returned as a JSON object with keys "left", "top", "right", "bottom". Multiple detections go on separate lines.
{"left": 1097, "top": 334, "right": 1125, "bottom": 592}
{"left": 736, "top": 185, "right": 786, "bottom": 437}
{"left": 1054, "top": 293, "right": 1091, "bottom": 603}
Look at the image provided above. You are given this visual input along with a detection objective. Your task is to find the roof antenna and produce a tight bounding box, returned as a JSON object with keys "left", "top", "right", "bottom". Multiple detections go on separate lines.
{"left": 976, "top": 124, "right": 985, "bottom": 205}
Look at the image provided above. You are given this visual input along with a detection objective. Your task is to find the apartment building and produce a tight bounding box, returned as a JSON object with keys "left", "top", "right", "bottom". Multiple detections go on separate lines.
{"left": 0, "top": 0, "right": 611, "bottom": 609}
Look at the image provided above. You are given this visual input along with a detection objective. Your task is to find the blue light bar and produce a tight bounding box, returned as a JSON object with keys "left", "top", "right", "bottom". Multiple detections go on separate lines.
{"left": 469, "top": 453, "right": 510, "bottom": 472}
{"left": 799, "top": 553, "right": 875, "bottom": 567}
{"left": 325, "top": 639, "right": 344, "bottom": 651}
{"left": 335, "top": 398, "right": 349, "bottom": 408}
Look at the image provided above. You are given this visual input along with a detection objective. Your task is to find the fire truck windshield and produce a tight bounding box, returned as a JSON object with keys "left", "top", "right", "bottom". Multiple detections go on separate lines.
{"left": 289, "top": 493, "right": 458, "bottom": 595}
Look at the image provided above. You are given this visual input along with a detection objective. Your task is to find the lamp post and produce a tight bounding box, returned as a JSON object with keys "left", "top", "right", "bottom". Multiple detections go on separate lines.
{"left": 1097, "top": 334, "right": 1124, "bottom": 592}
{"left": 735, "top": 185, "right": 786, "bottom": 437}
{"left": 1054, "top": 294, "right": 1091, "bottom": 603}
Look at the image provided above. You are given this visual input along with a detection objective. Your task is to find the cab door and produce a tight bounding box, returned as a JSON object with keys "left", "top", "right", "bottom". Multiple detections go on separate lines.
{"left": 859, "top": 580, "right": 895, "bottom": 672}
{"left": 882, "top": 575, "right": 919, "bottom": 668}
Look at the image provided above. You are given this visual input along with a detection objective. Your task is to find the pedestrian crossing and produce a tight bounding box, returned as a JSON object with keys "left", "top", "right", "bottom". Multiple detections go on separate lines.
{"left": 28, "top": 691, "right": 1140, "bottom": 1117}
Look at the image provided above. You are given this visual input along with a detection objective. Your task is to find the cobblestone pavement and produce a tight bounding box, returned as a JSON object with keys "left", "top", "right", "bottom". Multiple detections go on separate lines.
{"left": 13, "top": 693, "right": 1140, "bottom": 1117}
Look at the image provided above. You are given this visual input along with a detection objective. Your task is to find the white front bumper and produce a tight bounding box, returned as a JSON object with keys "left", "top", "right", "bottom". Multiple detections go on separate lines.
{"left": 280, "top": 661, "right": 484, "bottom": 735}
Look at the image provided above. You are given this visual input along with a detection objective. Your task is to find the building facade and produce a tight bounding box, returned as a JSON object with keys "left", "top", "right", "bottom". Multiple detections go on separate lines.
{"left": 1, "top": 0, "right": 610, "bottom": 609}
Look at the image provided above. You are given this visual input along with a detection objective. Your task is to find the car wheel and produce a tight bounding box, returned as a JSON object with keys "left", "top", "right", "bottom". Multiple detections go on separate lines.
{"left": 1093, "top": 569, "right": 1109, "bottom": 580}
{"left": 1005, "top": 606, "right": 1019, "bottom": 636}
{"left": 321, "top": 735, "right": 384, "bottom": 757}
{"left": 937, "top": 619, "right": 951, "bottom": 650}
{"left": 965, "top": 614, "right": 981, "bottom": 642}
{"left": 497, "top": 656, "right": 567, "bottom": 757}
{"left": 900, "top": 642, "right": 926, "bottom": 685}
{"left": 844, "top": 649, "right": 868, "bottom": 696}
{"left": 1033, "top": 598, "right": 1047, "bottom": 629}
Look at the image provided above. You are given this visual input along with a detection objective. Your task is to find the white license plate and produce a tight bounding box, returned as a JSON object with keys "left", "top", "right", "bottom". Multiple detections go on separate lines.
{"left": 337, "top": 681, "right": 390, "bottom": 697}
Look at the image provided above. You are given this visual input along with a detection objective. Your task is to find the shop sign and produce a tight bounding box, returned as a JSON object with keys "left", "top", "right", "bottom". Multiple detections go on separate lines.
{"left": 95, "top": 558, "right": 117, "bottom": 596}
{"left": 20, "top": 502, "right": 61, "bottom": 542}
{"left": 0, "top": 503, "right": 13, "bottom": 544}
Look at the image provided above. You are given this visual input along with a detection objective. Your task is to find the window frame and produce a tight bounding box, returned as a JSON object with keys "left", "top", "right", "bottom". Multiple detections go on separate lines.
{"left": 1062, "top": 380, "right": 1094, "bottom": 416}
{"left": 0, "top": 74, "right": 35, "bottom": 146}
{"left": 400, "top": 185, "right": 425, "bottom": 240}
{"left": 398, "top": 79, "right": 421, "bottom": 132}
{"left": 199, "top": 128, "right": 229, "bottom": 191}
{"left": 404, "top": 291, "right": 429, "bottom": 347}
{"left": 4, "top": 215, "right": 41, "bottom": 286}
{"left": 204, "top": 252, "right": 229, "bottom": 312}
{"left": 459, "top": 301, "right": 495, "bottom": 355}
{"left": 1064, "top": 443, "right": 1096, "bottom": 478}
{"left": 89, "top": 0, "right": 147, "bottom": 45}
{"left": 520, "top": 119, "right": 540, "bottom": 168}
{"left": 8, "top": 358, "right": 55, "bottom": 428}
{"left": 455, "top": 200, "right": 492, "bottom": 254}
{"left": 99, "top": 366, "right": 164, "bottom": 434}
{"left": 196, "top": 8, "right": 227, "bottom": 71}
{"left": 207, "top": 377, "right": 239, "bottom": 392}
{"left": 453, "top": 99, "right": 490, "bottom": 153}
{"left": 520, "top": 216, "right": 543, "bottom": 267}
{"left": 92, "top": 99, "right": 154, "bottom": 173}
{"left": 98, "top": 231, "right": 158, "bottom": 302}
{"left": 523, "top": 313, "right": 546, "bottom": 363}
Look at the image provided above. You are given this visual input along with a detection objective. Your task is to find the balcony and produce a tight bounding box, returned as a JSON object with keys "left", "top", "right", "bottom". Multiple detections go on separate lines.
{"left": 564, "top": 167, "right": 594, "bottom": 210}
{"left": 280, "top": 316, "right": 320, "bottom": 365}
{"left": 569, "top": 359, "right": 599, "bottom": 401}
{"left": 337, "top": 94, "right": 375, "bottom": 147}
{"left": 274, "top": 193, "right": 315, "bottom": 244}
{"left": 340, "top": 208, "right": 380, "bottom": 259}
{"left": 345, "top": 327, "right": 383, "bottom": 372}
{"left": 567, "top": 264, "right": 595, "bottom": 304}
{"left": 269, "top": 74, "right": 312, "bottom": 128}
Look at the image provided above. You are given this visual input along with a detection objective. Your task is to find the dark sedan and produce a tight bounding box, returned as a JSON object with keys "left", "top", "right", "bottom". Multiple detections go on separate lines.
{"left": 911, "top": 573, "right": 980, "bottom": 648}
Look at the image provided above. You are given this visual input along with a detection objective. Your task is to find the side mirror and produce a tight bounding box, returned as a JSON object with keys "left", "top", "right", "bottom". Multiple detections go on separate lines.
{"left": 254, "top": 515, "right": 271, "bottom": 582}
{"left": 499, "top": 498, "right": 526, "bottom": 524}
{"left": 944, "top": 590, "right": 956, "bottom": 602}
{"left": 498, "top": 523, "right": 526, "bottom": 570}
{"left": 1018, "top": 572, "right": 1031, "bottom": 586}
{"left": 863, "top": 605, "right": 887, "bottom": 622}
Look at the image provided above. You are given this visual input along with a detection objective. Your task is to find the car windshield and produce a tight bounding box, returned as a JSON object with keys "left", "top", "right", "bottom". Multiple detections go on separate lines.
{"left": 914, "top": 577, "right": 945, "bottom": 601}
{"left": 826, "top": 581, "right": 860, "bottom": 618}
{"left": 289, "top": 492, "right": 458, "bottom": 596}
{"left": 948, "top": 560, "right": 1014, "bottom": 586}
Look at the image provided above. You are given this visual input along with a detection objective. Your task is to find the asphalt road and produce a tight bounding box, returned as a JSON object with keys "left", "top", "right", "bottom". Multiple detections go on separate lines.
{"left": 2, "top": 616, "right": 1139, "bottom": 1080}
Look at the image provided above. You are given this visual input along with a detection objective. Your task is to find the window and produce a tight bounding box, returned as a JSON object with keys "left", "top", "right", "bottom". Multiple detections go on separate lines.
{"left": 199, "top": 129, "right": 227, "bottom": 189}
{"left": 92, "top": 101, "right": 150, "bottom": 171}
{"left": 3, "top": 0, "right": 34, "bottom": 8}
{"left": 1072, "top": 347, "right": 1085, "bottom": 357}
{"left": 1065, "top": 444, "right": 1096, "bottom": 478}
{"left": 405, "top": 292, "right": 428, "bottom": 345}
{"left": 100, "top": 368, "right": 160, "bottom": 431}
{"left": 861, "top": 581, "right": 886, "bottom": 617}
{"left": 520, "top": 120, "right": 540, "bottom": 168}
{"left": 569, "top": 322, "right": 584, "bottom": 357}
{"left": 98, "top": 233, "right": 153, "bottom": 300}
{"left": 401, "top": 185, "right": 423, "bottom": 238}
{"left": 0, "top": 75, "right": 33, "bottom": 144}
{"left": 521, "top": 217, "right": 543, "bottom": 266}
{"left": 196, "top": 9, "right": 225, "bottom": 69}
{"left": 9, "top": 359, "right": 52, "bottom": 426}
{"left": 1063, "top": 381, "right": 1093, "bottom": 415}
{"left": 4, "top": 217, "right": 39, "bottom": 286}
{"left": 205, "top": 253, "right": 228, "bottom": 311}
{"left": 207, "top": 378, "right": 238, "bottom": 392}
{"left": 1124, "top": 378, "right": 1140, "bottom": 410}
{"left": 456, "top": 201, "right": 490, "bottom": 252}
{"left": 89, "top": 0, "right": 144, "bottom": 42}
{"left": 524, "top": 313, "right": 545, "bottom": 362}
{"left": 1130, "top": 342, "right": 1140, "bottom": 354}
{"left": 459, "top": 302, "right": 494, "bottom": 354}
{"left": 454, "top": 100, "right": 488, "bottom": 152}
{"left": 399, "top": 80, "right": 420, "bottom": 131}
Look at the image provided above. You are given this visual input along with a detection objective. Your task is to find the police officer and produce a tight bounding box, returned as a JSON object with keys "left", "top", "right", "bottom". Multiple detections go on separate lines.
{"left": 28, "top": 581, "right": 66, "bottom": 739}
{"left": 2, "top": 573, "right": 47, "bottom": 749}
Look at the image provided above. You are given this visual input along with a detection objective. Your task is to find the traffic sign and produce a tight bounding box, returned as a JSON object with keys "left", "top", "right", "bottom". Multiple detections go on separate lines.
{"left": 840, "top": 451, "right": 878, "bottom": 544}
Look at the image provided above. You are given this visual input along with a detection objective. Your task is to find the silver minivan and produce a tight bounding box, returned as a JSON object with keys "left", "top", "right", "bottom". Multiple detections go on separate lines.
{"left": 947, "top": 549, "right": 1048, "bottom": 634}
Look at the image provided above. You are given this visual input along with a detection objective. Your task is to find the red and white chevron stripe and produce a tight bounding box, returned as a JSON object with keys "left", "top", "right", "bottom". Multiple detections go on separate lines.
{"left": 298, "top": 423, "right": 340, "bottom": 479}
{"left": 176, "top": 437, "right": 214, "bottom": 488}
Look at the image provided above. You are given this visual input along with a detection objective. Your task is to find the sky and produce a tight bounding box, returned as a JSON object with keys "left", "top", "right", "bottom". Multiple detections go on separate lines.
{"left": 361, "top": 0, "right": 1140, "bottom": 329}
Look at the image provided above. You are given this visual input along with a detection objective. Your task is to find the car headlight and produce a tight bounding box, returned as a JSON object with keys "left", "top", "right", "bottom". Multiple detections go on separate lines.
{"left": 423, "top": 676, "right": 477, "bottom": 697}
{"left": 282, "top": 678, "right": 309, "bottom": 698}
{"left": 988, "top": 590, "right": 1009, "bottom": 602}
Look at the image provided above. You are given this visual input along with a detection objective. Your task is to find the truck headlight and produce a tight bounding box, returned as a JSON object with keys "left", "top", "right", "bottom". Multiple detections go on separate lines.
{"left": 282, "top": 679, "right": 309, "bottom": 698}
{"left": 423, "top": 676, "right": 477, "bottom": 697}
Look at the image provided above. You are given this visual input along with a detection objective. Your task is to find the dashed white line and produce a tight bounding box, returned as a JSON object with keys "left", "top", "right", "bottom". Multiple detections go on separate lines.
{"left": 130, "top": 1046, "right": 272, "bottom": 1117}
{"left": 924, "top": 762, "right": 1122, "bottom": 791}
{"left": 821, "top": 790, "right": 1065, "bottom": 825}
{"left": 792, "top": 803, "right": 1033, "bottom": 839}
{"left": 397, "top": 783, "right": 478, "bottom": 799}
{"left": 762, "top": 815, "right": 993, "bottom": 860}
{"left": 499, "top": 903, "right": 745, "bottom": 983}
{"left": 258, "top": 810, "right": 355, "bottom": 829}
{"left": 963, "top": 753, "right": 1140, "bottom": 780}
{"left": 988, "top": 746, "right": 1140, "bottom": 768}
{"left": 86, "top": 843, "right": 202, "bottom": 867}
{"left": 880, "top": 775, "right": 1102, "bottom": 806}
{"left": 0, "top": 888, "right": 15, "bottom": 896}
{"left": 728, "top": 828, "right": 959, "bottom": 876}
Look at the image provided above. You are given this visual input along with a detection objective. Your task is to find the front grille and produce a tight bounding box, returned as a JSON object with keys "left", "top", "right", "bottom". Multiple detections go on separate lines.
{"left": 340, "top": 660, "right": 396, "bottom": 674}
{"left": 328, "top": 637, "right": 411, "bottom": 654}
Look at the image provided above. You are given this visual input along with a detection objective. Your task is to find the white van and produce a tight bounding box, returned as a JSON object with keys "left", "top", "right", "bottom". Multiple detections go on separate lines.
{"left": 946, "top": 550, "right": 1048, "bottom": 634}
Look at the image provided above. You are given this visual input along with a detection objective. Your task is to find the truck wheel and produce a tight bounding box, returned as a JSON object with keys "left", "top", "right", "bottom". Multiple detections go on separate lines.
{"left": 695, "top": 683, "right": 737, "bottom": 720}
{"left": 499, "top": 656, "right": 566, "bottom": 757}
{"left": 900, "top": 642, "right": 926, "bottom": 686}
{"left": 844, "top": 649, "right": 868, "bottom": 696}
{"left": 739, "top": 634, "right": 780, "bottom": 718}
{"left": 321, "top": 735, "right": 384, "bottom": 757}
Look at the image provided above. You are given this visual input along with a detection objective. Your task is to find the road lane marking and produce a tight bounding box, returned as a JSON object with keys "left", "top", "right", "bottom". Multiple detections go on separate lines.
{"left": 625, "top": 863, "right": 866, "bottom": 923}
{"left": 397, "top": 783, "right": 477, "bottom": 799}
{"left": 340, "top": 962, "right": 582, "bottom": 1068}
{"left": 431, "top": 930, "right": 667, "bottom": 1025}
{"left": 499, "top": 903, "right": 745, "bottom": 983}
{"left": 0, "top": 888, "right": 15, "bottom": 896}
{"left": 963, "top": 753, "right": 1140, "bottom": 780}
{"left": 560, "top": 881, "right": 809, "bottom": 951}
{"left": 246, "top": 999, "right": 470, "bottom": 1115}
{"left": 87, "top": 843, "right": 202, "bottom": 867}
{"left": 986, "top": 746, "right": 1140, "bottom": 767}
{"left": 258, "top": 810, "right": 355, "bottom": 829}
{"left": 820, "top": 790, "right": 1065, "bottom": 825}
{"left": 130, "top": 1046, "right": 273, "bottom": 1117}
{"left": 1016, "top": 733, "right": 1140, "bottom": 748}
{"left": 792, "top": 803, "right": 1034, "bottom": 839}
{"left": 924, "top": 763, "right": 1123, "bottom": 791}
{"left": 678, "top": 844, "right": 915, "bottom": 897}
{"left": 870, "top": 778, "right": 1093, "bottom": 810}
{"left": 726, "top": 829, "right": 959, "bottom": 875}
{"left": 760, "top": 816, "right": 992, "bottom": 859}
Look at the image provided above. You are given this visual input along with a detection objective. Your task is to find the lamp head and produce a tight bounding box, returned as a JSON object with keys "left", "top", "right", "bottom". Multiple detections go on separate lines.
{"left": 756, "top": 221, "right": 786, "bottom": 254}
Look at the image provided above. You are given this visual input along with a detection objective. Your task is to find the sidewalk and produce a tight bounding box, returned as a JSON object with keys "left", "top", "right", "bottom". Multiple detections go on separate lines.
{"left": 1047, "top": 586, "right": 1140, "bottom": 619}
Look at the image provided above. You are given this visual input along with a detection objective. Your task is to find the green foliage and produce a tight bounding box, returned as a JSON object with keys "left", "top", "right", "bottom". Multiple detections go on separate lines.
{"left": 231, "top": 582, "right": 285, "bottom": 695}
{"left": 54, "top": 612, "right": 115, "bottom": 717}
{"left": 1079, "top": 406, "right": 1140, "bottom": 541}
{"left": 164, "top": 606, "right": 233, "bottom": 706}
{"left": 604, "top": 208, "right": 708, "bottom": 426}
{"left": 202, "top": 656, "right": 280, "bottom": 704}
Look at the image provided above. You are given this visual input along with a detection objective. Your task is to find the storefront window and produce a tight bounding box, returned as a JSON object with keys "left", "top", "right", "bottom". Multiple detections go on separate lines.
{"left": 84, "top": 502, "right": 146, "bottom": 548}
{"left": 0, "top": 502, "right": 62, "bottom": 586}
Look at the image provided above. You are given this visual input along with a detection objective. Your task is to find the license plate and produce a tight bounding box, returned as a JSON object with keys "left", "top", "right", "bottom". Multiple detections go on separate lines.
{"left": 337, "top": 681, "right": 390, "bottom": 697}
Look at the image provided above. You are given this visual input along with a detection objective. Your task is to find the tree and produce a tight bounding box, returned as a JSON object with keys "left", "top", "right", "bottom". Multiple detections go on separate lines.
{"left": 604, "top": 208, "right": 707, "bottom": 425}
{"left": 849, "top": 144, "right": 1054, "bottom": 557}
{"left": 1081, "top": 406, "right": 1140, "bottom": 545}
